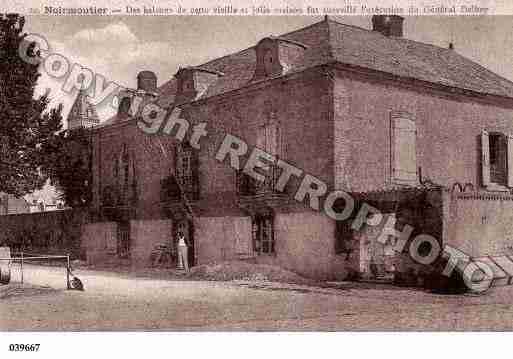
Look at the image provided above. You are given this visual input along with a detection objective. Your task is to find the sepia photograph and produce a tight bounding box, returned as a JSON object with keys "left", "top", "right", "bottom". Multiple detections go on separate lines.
{"left": 2, "top": 1, "right": 513, "bottom": 353}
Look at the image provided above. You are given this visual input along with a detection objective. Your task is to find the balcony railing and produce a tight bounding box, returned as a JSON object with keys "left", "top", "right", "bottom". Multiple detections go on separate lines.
{"left": 160, "top": 175, "right": 199, "bottom": 203}
{"left": 160, "top": 176, "right": 182, "bottom": 203}
{"left": 101, "top": 185, "right": 137, "bottom": 208}
{"left": 237, "top": 166, "right": 282, "bottom": 196}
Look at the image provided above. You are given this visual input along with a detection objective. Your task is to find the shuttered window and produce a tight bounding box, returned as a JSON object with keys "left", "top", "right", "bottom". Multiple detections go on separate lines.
{"left": 391, "top": 112, "right": 417, "bottom": 184}
{"left": 254, "top": 118, "right": 282, "bottom": 191}
{"left": 481, "top": 130, "right": 513, "bottom": 188}
{"left": 508, "top": 135, "right": 513, "bottom": 188}
{"left": 256, "top": 119, "right": 281, "bottom": 158}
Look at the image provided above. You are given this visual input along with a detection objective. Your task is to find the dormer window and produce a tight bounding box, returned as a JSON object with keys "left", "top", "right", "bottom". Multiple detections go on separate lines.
{"left": 118, "top": 97, "right": 131, "bottom": 118}
{"left": 263, "top": 49, "right": 274, "bottom": 76}
{"left": 252, "top": 37, "right": 307, "bottom": 81}
{"left": 174, "top": 67, "right": 222, "bottom": 104}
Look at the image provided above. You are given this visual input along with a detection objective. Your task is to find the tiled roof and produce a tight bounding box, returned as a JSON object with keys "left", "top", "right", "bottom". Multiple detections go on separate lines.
{"left": 157, "top": 18, "right": 513, "bottom": 104}
{"left": 326, "top": 20, "right": 513, "bottom": 99}
{"left": 156, "top": 20, "right": 333, "bottom": 105}
{"left": 102, "top": 18, "right": 513, "bottom": 127}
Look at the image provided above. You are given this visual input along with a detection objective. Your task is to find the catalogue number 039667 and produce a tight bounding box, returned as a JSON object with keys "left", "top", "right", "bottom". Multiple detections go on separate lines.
{"left": 9, "top": 344, "right": 40, "bottom": 352}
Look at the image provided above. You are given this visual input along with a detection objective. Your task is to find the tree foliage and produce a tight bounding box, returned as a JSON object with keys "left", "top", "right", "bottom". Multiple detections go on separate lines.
{"left": 40, "top": 127, "right": 93, "bottom": 208}
{"left": 0, "top": 13, "right": 63, "bottom": 196}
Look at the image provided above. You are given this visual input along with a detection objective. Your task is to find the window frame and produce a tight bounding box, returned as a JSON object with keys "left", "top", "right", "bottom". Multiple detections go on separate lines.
{"left": 481, "top": 129, "right": 513, "bottom": 191}
{"left": 252, "top": 214, "right": 275, "bottom": 256}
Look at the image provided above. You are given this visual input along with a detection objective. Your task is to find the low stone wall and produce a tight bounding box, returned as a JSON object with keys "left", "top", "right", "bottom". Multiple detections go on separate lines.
{"left": 0, "top": 209, "right": 90, "bottom": 259}
{"left": 195, "top": 216, "right": 252, "bottom": 265}
{"left": 81, "top": 222, "right": 117, "bottom": 264}
{"left": 274, "top": 211, "right": 349, "bottom": 281}
{"left": 445, "top": 191, "right": 513, "bottom": 257}
{"left": 130, "top": 219, "right": 173, "bottom": 267}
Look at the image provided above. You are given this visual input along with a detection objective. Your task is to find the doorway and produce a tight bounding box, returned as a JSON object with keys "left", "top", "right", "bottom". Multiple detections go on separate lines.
{"left": 359, "top": 213, "right": 396, "bottom": 280}
{"left": 175, "top": 219, "right": 195, "bottom": 268}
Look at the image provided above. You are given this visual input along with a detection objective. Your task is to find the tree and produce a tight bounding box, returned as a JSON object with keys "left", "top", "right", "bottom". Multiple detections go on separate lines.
{"left": 40, "top": 127, "right": 93, "bottom": 208}
{"left": 0, "top": 14, "right": 62, "bottom": 196}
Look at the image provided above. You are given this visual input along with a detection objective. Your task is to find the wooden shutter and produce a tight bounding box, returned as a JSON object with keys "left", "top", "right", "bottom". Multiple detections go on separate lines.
{"left": 191, "top": 148, "right": 200, "bottom": 200}
{"left": 391, "top": 113, "right": 417, "bottom": 183}
{"left": 481, "top": 130, "right": 491, "bottom": 187}
{"left": 266, "top": 122, "right": 279, "bottom": 157}
{"left": 233, "top": 217, "right": 252, "bottom": 257}
{"left": 256, "top": 125, "right": 266, "bottom": 150}
{"left": 507, "top": 134, "right": 513, "bottom": 188}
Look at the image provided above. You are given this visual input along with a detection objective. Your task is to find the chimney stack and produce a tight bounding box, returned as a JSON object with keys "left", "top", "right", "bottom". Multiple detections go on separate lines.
{"left": 372, "top": 15, "right": 404, "bottom": 37}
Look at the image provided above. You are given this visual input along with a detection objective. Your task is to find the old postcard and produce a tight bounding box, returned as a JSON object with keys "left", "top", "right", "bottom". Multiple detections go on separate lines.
{"left": 1, "top": 0, "right": 513, "bottom": 357}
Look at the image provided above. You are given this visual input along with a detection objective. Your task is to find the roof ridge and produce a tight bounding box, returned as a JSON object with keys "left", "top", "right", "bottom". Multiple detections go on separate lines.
{"left": 325, "top": 17, "right": 372, "bottom": 33}
{"left": 196, "top": 18, "right": 328, "bottom": 70}
{"left": 327, "top": 17, "right": 450, "bottom": 52}
{"left": 326, "top": 17, "right": 513, "bottom": 87}
{"left": 196, "top": 46, "right": 255, "bottom": 70}
{"left": 277, "top": 17, "right": 327, "bottom": 38}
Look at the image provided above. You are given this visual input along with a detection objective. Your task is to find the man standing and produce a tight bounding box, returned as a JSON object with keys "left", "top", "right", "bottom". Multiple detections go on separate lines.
{"left": 177, "top": 231, "right": 190, "bottom": 272}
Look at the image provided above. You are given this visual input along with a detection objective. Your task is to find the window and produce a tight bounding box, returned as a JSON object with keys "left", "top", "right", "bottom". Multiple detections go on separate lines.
{"left": 176, "top": 142, "right": 199, "bottom": 200}
{"left": 117, "top": 221, "right": 130, "bottom": 259}
{"left": 237, "top": 170, "right": 258, "bottom": 196}
{"left": 489, "top": 133, "right": 507, "bottom": 185}
{"left": 254, "top": 109, "right": 282, "bottom": 191}
{"left": 391, "top": 112, "right": 417, "bottom": 184}
{"left": 263, "top": 49, "right": 274, "bottom": 76}
{"left": 335, "top": 220, "right": 353, "bottom": 256}
{"left": 118, "top": 97, "right": 131, "bottom": 116}
{"left": 122, "top": 145, "right": 129, "bottom": 204}
{"left": 252, "top": 215, "right": 275, "bottom": 255}
{"left": 481, "top": 130, "right": 513, "bottom": 188}
{"left": 113, "top": 155, "right": 119, "bottom": 181}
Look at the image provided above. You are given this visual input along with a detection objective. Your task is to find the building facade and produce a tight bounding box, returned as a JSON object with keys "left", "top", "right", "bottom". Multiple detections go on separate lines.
{"left": 77, "top": 16, "right": 513, "bottom": 281}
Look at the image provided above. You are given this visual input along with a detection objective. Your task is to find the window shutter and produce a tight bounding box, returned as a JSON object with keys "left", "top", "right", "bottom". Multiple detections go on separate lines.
{"left": 256, "top": 125, "right": 266, "bottom": 150}
{"left": 234, "top": 217, "right": 252, "bottom": 257}
{"left": 191, "top": 148, "right": 200, "bottom": 200}
{"left": 266, "top": 122, "right": 279, "bottom": 157}
{"left": 391, "top": 113, "right": 417, "bottom": 183}
{"left": 481, "top": 130, "right": 491, "bottom": 187}
{"left": 507, "top": 134, "right": 513, "bottom": 188}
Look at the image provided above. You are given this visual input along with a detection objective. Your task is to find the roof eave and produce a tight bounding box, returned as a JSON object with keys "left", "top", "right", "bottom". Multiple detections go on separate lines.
{"left": 331, "top": 61, "right": 513, "bottom": 108}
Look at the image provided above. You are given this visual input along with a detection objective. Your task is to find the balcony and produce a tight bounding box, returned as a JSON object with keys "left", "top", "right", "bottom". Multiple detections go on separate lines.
{"left": 236, "top": 167, "right": 290, "bottom": 214}
{"left": 100, "top": 185, "right": 137, "bottom": 221}
{"left": 160, "top": 175, "right": 198, "bottom": 220}
{"left": 160, "top": 176, "right": 182, "bottom": 203}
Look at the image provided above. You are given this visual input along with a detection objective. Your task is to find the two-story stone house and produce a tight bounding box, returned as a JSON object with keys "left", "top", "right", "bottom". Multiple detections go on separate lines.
{"left": 76, "top": 16, "right": 513, "bottom": 281}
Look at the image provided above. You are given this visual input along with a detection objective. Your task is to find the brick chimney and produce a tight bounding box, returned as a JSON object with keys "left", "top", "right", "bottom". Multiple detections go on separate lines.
{"left": 372, "top": 15, "right": 404, "bottom": 37}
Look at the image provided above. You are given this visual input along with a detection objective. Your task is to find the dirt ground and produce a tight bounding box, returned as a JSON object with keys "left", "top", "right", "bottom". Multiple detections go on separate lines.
{"left": 2, "top": 263, "right": 513, "bottom": 331}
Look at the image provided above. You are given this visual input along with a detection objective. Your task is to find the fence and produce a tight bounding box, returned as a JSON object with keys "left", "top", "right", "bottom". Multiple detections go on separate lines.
{"left": 0, "top": 251, "right": 72, "bottom": 289}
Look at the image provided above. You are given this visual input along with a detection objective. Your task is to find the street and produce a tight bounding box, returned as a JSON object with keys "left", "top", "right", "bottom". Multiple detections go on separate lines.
{"left": 1, "top": 264, "right": 513, "bottom": 330}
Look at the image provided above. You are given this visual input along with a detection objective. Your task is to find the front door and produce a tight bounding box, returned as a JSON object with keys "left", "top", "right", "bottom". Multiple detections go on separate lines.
{"left": 175, "top": 220, "right": 195, "bottom": 268}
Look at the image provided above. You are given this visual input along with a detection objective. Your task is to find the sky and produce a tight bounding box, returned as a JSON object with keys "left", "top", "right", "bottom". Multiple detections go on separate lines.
{"left": 24, "top": 15, "right": 513, "bottom": 125}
